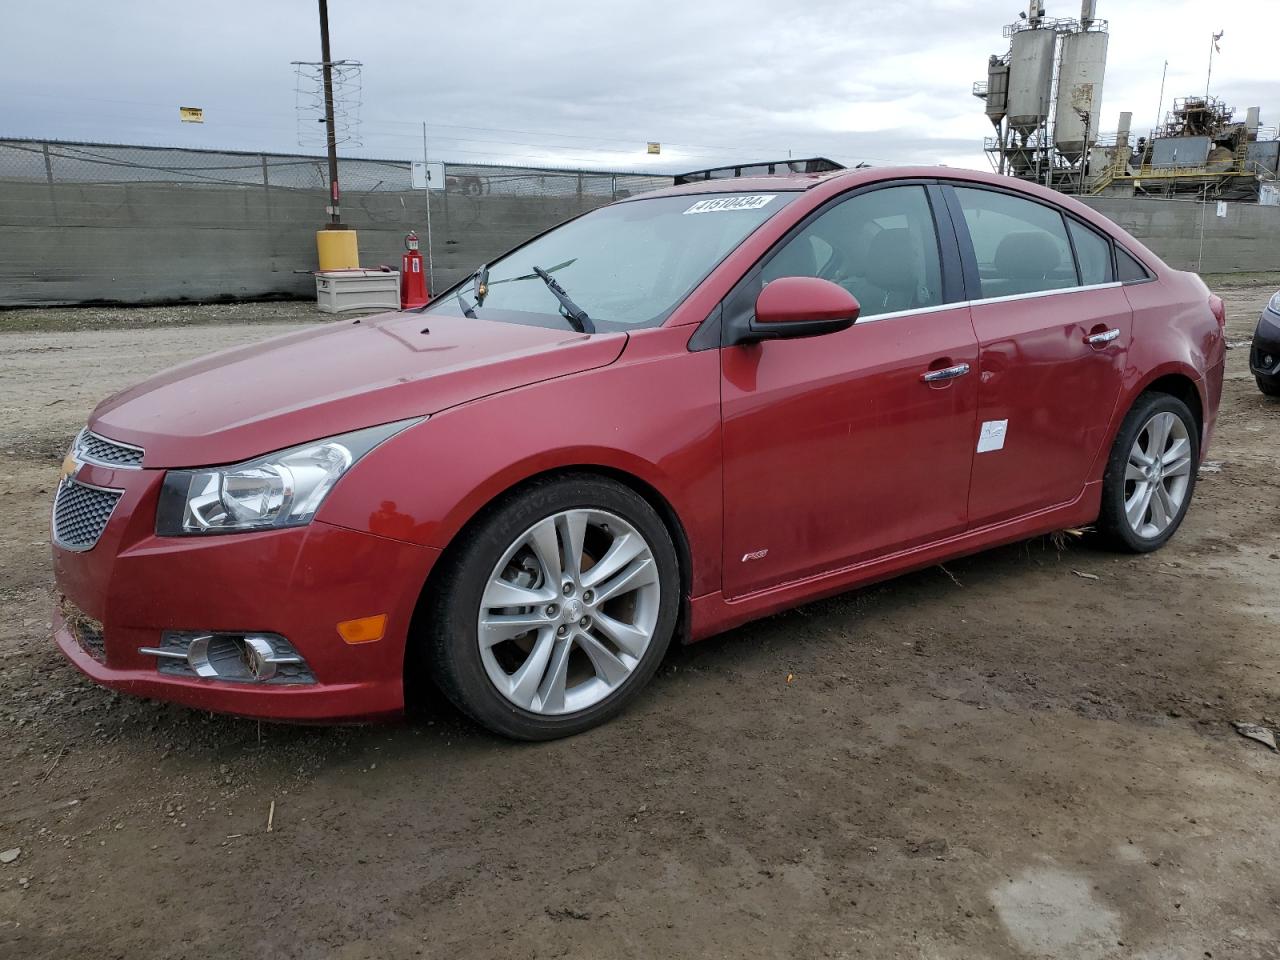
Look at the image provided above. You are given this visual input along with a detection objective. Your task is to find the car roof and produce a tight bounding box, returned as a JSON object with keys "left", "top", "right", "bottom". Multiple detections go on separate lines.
{"left": 631, "top": 165, "right": 1038, "bottom": 201}
{"left": 620, "top": 164, "right": 1152, "bottom": 264}
{"left": 627, "top": 166, "right": 1115, "bottom": 230}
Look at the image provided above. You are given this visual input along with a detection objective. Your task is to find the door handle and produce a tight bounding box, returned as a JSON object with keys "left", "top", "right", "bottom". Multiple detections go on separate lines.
{"left": 1085, "top": 328, "right": 1121, "bottom": 345}
{"left": 920, "top": 362, "right": 970, "bottom": 383}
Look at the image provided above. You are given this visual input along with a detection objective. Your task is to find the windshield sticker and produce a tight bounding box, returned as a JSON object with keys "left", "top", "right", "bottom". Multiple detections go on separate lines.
{"left": 683, "top": 194, "right": 777, "bottom": 215}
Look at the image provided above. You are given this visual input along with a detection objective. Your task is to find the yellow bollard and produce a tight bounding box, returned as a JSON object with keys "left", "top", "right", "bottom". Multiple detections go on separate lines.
{"left": 316, "top": 229, "right": 359, "bottom": 271}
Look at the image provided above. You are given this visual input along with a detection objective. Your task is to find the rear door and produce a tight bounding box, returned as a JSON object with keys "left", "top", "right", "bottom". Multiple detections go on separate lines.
{"left": 719, "top": 183, "right": 979, "bottom": 598}
{"left": 945, "top": 185, "right": 1132, "bottom": 527}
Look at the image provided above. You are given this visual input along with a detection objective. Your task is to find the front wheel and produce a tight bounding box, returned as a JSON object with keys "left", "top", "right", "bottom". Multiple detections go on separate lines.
{"left": 1096, "top": 392, "right": 1199, "bottom": 553}
{"left": 1257, "top": 375, "right": 1280, "bottom": 398}
{"left": 424, "top": 475, "right": 680, "bottom": 740}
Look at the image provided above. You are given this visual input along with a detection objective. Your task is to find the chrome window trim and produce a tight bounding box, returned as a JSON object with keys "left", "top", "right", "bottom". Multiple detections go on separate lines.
{"left": 51, "top": 476, "right": 124, "bottom": 553}
{"left": 852, "top": 281, "right": 1123, "bottom": 326}
{"left": 76, "top": 429, "right": 145, "bottom": 470}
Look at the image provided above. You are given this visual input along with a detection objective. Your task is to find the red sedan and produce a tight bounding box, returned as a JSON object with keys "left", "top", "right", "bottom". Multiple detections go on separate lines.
{"left": 51, "top": 167, "right": 1225, "bottom": 739}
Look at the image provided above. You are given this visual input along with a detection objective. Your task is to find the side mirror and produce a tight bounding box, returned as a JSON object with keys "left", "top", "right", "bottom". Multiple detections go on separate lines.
{"left": 745, "top": 276, "right": 860, "bottom": 343}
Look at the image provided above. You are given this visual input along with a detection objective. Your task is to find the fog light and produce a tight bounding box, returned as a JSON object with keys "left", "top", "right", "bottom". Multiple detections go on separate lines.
{"left": 241, "top": 635, "right": 282, "bottom": 681}
{"left": 139, "top": 631, "right": 315, "bottom": 685}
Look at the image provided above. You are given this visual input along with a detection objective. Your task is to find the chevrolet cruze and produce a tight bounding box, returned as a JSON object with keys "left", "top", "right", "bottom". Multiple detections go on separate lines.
{"left": 51, "top": 167, "right": 1225, "bottom": 739}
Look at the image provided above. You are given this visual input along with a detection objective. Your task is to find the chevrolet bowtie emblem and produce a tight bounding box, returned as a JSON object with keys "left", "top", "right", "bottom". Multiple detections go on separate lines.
{"left": 60, "top": 450, "right": 81, "bottom": 481}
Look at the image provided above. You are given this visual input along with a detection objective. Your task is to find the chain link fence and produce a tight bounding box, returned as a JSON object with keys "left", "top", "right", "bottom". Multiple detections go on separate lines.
{"left": 0, "top": 138, "right": 673, "bottom": 305}
{"left": 0, "top": 139, "right": 670, "bottom": 198}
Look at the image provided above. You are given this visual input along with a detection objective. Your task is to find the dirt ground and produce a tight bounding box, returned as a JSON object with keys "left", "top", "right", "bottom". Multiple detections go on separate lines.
{"left": 1, "top": 284, "right": 1278, "bottom": 960}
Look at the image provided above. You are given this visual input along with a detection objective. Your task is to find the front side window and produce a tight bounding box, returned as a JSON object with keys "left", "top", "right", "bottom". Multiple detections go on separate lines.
{"left": 954, "top": 187, "right": 1078, "bottom": 298}
{"left": 761, "top": 185, "right": 944, "bottom": 318}
{"left": 423, "top": 192, "right": 797, "bottom": 332}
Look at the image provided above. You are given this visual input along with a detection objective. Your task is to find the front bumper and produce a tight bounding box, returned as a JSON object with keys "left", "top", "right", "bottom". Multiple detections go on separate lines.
{"left": 51, "top": 461, "right": 439, "bottom": 722}
{"left": 1252, "top": 308, "right": 1280, "bottom": 380}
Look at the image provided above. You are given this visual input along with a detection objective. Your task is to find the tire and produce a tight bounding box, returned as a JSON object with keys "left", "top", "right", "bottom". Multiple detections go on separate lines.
{"left": 423, "top": 475, "right": 680, "bottom": 740}
{"left": 1257, "top": 375, "right": 1280, "bottom": 398}
{"left": 1096, "top": 392, "right": 1199, "bottom": 553}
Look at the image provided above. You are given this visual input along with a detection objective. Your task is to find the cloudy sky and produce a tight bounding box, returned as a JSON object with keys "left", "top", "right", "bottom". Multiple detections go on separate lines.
{"left": 3, "top": 0, "right": 1275, "bottom": 173}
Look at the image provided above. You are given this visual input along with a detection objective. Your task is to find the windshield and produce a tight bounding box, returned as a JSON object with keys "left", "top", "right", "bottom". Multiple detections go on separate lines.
{"left": 423, "top": 192, "right": 798, "bottom": 332}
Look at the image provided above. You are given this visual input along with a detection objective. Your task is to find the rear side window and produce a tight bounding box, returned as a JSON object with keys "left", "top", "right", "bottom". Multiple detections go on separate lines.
{"left": 761, "top": 185, "right": 944, "bottom": 318}
{"left": 1116, "top": 247, "right": 1153, "bottom": 283}
{"left": 954, "top": 187, "right": 1078, "bottom": 298}
{"left": 1068, "top": 219, "right": 1113, "bottom": 285}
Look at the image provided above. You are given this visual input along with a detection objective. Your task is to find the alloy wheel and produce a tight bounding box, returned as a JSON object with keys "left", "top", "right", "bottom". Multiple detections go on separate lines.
{"left": 477, "top": 509, "right": 661, "bottom": 715}
{"left": 1123, "top": 411, "right": 1193, "bottom": 539}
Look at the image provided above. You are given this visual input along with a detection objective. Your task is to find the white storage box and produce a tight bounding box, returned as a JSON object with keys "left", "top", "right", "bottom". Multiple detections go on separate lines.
{"left": 315, "top": 269, "right": 401, "bottom": 314}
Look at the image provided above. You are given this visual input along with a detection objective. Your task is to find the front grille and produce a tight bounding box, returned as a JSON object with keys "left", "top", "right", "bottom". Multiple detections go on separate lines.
{"left": 76, "top": 430, "right": 144, "bottom": 468}
{"left": 52, "top": 478, "right": 122, "bottom": 551}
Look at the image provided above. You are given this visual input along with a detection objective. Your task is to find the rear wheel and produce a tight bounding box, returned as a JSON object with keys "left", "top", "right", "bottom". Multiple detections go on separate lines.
{"left": 424, "top": 475, "right": 679, "bottom": 740}
{"left": 1097, "top": 392, "right": 1199, "bottom": 553}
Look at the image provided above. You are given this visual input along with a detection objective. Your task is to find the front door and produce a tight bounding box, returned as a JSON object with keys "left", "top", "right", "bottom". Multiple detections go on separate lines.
{"left": 719, "top": 184, "right": 979, "bottom": 599}
{"left": 946, "top": 185, "right": 1132, "bottom": 526}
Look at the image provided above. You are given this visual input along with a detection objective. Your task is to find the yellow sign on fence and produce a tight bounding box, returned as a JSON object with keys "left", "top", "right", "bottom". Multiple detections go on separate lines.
{"left": 179, "top": 106, "right": 204, "bottom": 124}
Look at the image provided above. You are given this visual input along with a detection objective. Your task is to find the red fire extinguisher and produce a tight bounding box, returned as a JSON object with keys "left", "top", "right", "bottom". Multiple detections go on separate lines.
{"left": 400, "top": 231, "right": 430, "bottom": 309}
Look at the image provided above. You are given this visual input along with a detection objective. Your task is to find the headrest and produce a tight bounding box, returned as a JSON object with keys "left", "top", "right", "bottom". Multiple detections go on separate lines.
{"left": 865, "top": 228, "right": 918, "bottom": 292}
{"left": 994, "top": 231, "right": 1061, "bottom": 280}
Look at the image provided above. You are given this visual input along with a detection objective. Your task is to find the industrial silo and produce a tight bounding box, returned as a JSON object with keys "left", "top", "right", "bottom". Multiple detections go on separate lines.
{"left": 1054, "top": 27, "right": 1109, "bottom": 162}
{"left": 985, "top": 57, "right": 1010, "bottom": 125}
{"left": 1006, "top": 27, "right": 1056, "bottom": 137}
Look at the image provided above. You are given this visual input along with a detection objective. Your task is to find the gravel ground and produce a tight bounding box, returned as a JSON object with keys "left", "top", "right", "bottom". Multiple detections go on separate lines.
{"left": 0, "top": 281, "right": 1278, "bottom": 959}
{"left": 0, "top": 299, "right": 318, "bottom": 334}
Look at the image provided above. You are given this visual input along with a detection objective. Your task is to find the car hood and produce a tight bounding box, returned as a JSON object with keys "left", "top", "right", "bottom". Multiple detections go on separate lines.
{"left": 90, "top": 312, "right": 627, "bottom": 467}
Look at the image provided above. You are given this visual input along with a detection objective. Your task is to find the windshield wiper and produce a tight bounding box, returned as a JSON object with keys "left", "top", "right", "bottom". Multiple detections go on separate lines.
{"left": 414, "top": 261, "right": 488, "bottom": 316}
{"left": 452, "top": 262, "right": 488, "bottom": 318}
{"left": 454, "top": 290, "right": 478, "bottom": 319}
{"left": 532, "top": 265, "right": 595, "bottom": 334}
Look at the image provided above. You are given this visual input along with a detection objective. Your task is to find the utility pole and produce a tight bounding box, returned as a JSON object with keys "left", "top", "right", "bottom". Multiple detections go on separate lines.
{"left": 318, "top": 0, "right": 342, "bottom": 227}
{"left": 422, "top": 122, "right": 435, "bottom": 292}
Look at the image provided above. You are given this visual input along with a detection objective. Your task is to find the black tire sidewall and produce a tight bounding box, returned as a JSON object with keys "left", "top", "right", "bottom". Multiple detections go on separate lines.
{"left": 1257, "top": 375, "right": 1280, "bottom": 397}
{"left": 1099, "top": 393, "right": 1199, "bottom": 553}
{"left": 427, "top": 476, "right": 680, "bottom": 740}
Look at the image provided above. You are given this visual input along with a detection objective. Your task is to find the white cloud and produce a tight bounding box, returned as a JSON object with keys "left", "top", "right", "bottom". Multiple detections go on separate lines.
{"left": 1, "top": 0, "right": 1273, "bottom": 173}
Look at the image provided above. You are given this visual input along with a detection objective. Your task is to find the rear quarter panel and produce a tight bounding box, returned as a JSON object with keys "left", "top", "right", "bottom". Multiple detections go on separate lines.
{"left": 1089, "top": 269, "right": 1222, "bottom": 477}
{"left": 316, "top": 325, "right": 724, "bottom": 598}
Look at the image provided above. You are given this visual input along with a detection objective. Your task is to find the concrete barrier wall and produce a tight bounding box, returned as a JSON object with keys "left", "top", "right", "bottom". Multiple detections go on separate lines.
{"left": 1080, "top": 197, "right": 1280, "bottom": 274}
{"left": 2, "top": 181, "right": 1277, "bottom": 307}
{"left": 0, "top": 180, "right": 611, "bottom": 306}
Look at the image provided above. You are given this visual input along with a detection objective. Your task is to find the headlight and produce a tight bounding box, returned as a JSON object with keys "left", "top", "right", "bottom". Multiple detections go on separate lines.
{"left": 156, "top": 418, "right": 421, "bottom": 536}
{"left": 1268, "top": 290, "right": 1280, "bottom": 315}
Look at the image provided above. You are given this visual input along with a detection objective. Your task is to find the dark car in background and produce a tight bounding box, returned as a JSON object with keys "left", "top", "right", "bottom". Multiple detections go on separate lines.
{"left": 1252, "top": 289, "right": 1280, "bottom": 396}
